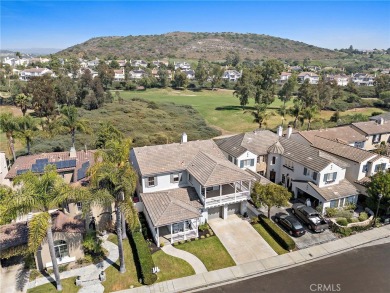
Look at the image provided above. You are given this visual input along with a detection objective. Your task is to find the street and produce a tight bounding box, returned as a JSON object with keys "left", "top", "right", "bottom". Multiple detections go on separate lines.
{"left": 200, "top": 243, "right": 390, "bottom": 293}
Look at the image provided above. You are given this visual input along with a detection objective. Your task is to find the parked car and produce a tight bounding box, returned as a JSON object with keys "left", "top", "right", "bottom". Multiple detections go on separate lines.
{"left": 291, "top": 203, "right": 329, "bottom": 232}
{"left": 274, "top": 213, "right": 306, "bottom": 237}
{"left": 380, "top": 214, "right": 390, "bottom": 224}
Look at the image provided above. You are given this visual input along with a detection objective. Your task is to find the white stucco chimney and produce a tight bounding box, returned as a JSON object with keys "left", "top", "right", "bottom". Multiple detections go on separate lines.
{"left": 287, "top": 126, "right": 293, "bottom": 139}
{"left": 181, "top": 133, "right": 187, "bottom": 143}
{"left": 277, "top": 125, "right": 283, "bottom": 137}
{"left": 69, "top": 146, "right": 77, "bottom": 158}
{"left": 378, "top": 117, "right": 384, "bottom": 125}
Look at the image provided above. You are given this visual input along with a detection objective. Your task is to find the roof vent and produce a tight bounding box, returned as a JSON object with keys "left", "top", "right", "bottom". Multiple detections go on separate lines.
{"left": 70, "top": 146, "right": 77, "bottom": 158}
{"left": 181, "top": 133, "right": 187, "bottom": 143}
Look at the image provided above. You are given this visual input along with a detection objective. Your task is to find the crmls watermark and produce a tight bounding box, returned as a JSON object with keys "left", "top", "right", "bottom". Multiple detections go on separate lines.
{"left": 310, "top": 284, "right": 341, "bottom": 292}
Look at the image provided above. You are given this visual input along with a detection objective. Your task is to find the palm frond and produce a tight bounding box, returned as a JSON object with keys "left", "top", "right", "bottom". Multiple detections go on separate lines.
{"left": 28, "top": 212, "right": 50, "bottom": 252}
{"left": 119, "top": 199, "right": 138, "bottom": 232}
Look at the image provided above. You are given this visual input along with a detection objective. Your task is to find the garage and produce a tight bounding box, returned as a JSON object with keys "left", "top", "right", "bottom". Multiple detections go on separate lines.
{"left": 228, "top": 203, "right": 240, "bottom": 215}
{"left": 208, "top": 207, "right": 222, "bottom": 220}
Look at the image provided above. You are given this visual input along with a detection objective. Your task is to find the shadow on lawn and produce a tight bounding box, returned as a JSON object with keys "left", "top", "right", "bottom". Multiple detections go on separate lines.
{"left": 215, "top": 105, "right": 253, "bottom": 111}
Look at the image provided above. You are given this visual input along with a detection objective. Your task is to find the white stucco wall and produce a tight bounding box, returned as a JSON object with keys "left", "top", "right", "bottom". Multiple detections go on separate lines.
{"left": 317, "top": 163, "right": 345, "bottom": 188}
{"left": 141, "top": 170, "right": 188, "bottom": 193}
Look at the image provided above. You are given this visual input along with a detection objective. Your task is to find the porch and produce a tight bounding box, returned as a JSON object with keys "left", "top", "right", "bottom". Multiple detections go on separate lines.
{"left": 201, "top": 181, "right": 251, "bottom": 208}
{"left": 157, "top": 218, "right": 199, "bottom": 246}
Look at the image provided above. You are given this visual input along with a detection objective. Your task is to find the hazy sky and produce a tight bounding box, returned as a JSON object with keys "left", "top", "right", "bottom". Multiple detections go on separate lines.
{"left": 1, "top": 1, "right": 389, "bottom": 50}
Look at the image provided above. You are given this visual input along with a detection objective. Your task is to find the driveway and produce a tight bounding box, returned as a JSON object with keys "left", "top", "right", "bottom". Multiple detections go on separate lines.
{"left": 208, "top": 215, "right": 277, "bottom": 265}
{"left": 0, "top": 258, "right": 29, "bottom": 293}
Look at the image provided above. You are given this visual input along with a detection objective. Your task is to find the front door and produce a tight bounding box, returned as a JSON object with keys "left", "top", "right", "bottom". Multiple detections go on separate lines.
{"left": 270, "top": 171, "right": 276, "bottom": 183}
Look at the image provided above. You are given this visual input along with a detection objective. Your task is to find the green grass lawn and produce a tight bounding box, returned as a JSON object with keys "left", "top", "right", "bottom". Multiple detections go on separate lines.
{"left": 175, "top": 236, "right": 235, "bottom": 271}
{"left": 27, "top": 277, "right": 78, "bottom": 293}
{"left": 252, "top": 223, "right": 289, "bottom": 255}
{"left": 152, "top": 250, "right": 195, "bottom": 282}
{"left": 102, "top": 234, "right": 141, "bottom": 292}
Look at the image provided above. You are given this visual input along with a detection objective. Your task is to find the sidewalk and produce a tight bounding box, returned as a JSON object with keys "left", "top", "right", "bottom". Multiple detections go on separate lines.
{"left": 116, "top": 225, "right": 390, "bottom": 293}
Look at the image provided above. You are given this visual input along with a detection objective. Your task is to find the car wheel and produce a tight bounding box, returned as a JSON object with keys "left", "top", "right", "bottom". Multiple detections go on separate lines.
{"left": 289, "top": 230, "right": 293, "bottom": 236}
{"left": 275, "top": 218, "right": 279, "bottom": 223}
{"left": 308, "top": 224, "right": 313, "bottom": 230}
{"left": 291, "top": 209, "right": 295, "bottom": 214}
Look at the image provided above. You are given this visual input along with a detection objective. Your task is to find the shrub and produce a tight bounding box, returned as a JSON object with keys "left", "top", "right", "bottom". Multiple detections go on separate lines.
{"left": 131, "top": 231, "right": 157, "bottom": 285}
{"left": 335, "top": 210, "right": 353, "bottom": 220}
{"left": 343, "top": 204, "right": 356, "bottom": 211}
{"left": 84, "top": 254, "right": 93, "bottom": 264}
{"left": 29, "top": 269, "right": 41, "bottom": 281}
{"left": 350, "top": 218, "right": 359, "bottom": 223}
{"left": 259, "top": 216, "right": 295, "bottom": 251}
{"left": 186, "top": 239, "right": 191, "bottom": 243}
{"left": 336, "top": 217, "right": 348, "bottom": 226}
{"left": 160, "top": 242, "right": 165, "bottom": 248}
{"left": 199, "top": 223, "right": 209, "bottom": 232}
{"left": 180, "top": 240, "right": 185, "bottom": 245}
{"left": 210, "top": 231, "right": 214, "bottom": 236}
{"left": 251, "top": 216, "right": 259, "bottom": 224}
{"left": 83, "top": 231, "right": 103, "bottom": 254}
{"left": 195, "top": 237, "right": 199, "bottom": 241}
{"left": 358, "top": 212, "right": 368, "bottom": 222}
{"left": 206, "top": 234, "right": 210, "bottom": 238}
{"left": 173, "top": 242, "right": 178, "bottom": 246}
{"left": 325, "top": 207, "right": 338, "bottom": 217}
{"left": 200, "top": 235, "right": 205, "bottom": 239}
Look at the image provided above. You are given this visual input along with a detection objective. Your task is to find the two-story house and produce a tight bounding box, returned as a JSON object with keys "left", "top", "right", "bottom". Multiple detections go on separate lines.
{"left": 266, "top": 137, "right": 359, "bottom": 214}
{"left": 222, "top": 70, "right": 242, "bottom": 82}
{"left": 130, "top": 60, "right": 148, "bottom": 68}
{"left": 114, "top": 68, "right": 125, "bottom": 81}
{"left": 351, "top": 119, "right": 390, "bottom": 151}
{"left": 19, "top": 67, "right": 54, "bottom": 81}
{"left": 129, "top": 69, "right": 145, "bottom": 79}
{"left": 174, "top": 62, "right": 191, "bottom": 70}
{"left": 352, "top": 73, "right": 375, "bottom": 86}
{"left": 279, "top": 72, "right": 291, "bottom": 84}
{"left": 325, "top": 74, "right": 350, "bottom": 86}
{"left": 130, "top": 134, "right": 254, "bottom": 246}
{"left": 297, "top": 72, "right": 319, "bottom": 84}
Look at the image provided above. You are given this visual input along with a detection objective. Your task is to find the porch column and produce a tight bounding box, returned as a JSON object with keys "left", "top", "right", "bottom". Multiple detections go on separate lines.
{"left": 170, "top": 224, "right": 173, "bottom": 244}
{"left": 156, "top": 227, "right": 160, "bottom": 247}
{"left": 220, "top": 185, "right": 222, "bottom": 204}
{"left": 248, "top": 180, "right": 252, "bottom": 197}
{"left": 196, "top": 219, "right": 199, "bottom": 238}
{"left": 183, "top": 221, "right": 187, "bottom": 240}
{"left": 204, "top": 187, "right": 207, "bottom": 208}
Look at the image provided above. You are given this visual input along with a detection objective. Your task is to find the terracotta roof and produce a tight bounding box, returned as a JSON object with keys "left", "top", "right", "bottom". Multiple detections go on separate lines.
{"left": 296, "top": 126, "right": 367, "bottom": 145}
{"left": 6, "top": 150, "right": 96, "bottom": 181}
{"left": 308, "top": 179, "right": 359, "bottom": 201}
{"left": 132, "top": 140, "right": 226, "bottom": 176}
{"left": 141, "top": 187, "right": 202, "bottom": 227}
{"left": 215, "top": 130, "right": 279, "bottom": 158}
{"left": 309, "top": 136, "right": 377, "bottom": 163}
{"left": 352, "top": 121, "right": 390, "bottom": 135}
{"left": 187, "top": 151, "right": 254, "bottom": 186}
{"left": 51, "top": 211, "right": 85, "bottom": 233}
{"left": 0, "top": 221, "right": 28, "bottom": 251}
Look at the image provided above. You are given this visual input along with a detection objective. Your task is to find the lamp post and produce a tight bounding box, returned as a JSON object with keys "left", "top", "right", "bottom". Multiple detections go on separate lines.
{"left": 373, "top": 193, "right": 383, "bottom": 227}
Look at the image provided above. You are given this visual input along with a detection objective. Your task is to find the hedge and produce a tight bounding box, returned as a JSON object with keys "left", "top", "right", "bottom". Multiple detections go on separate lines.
{"left": 130, "top": 231, "right": 157, "bottom": 285}
{"left": 259, "top": 216, "right": 296, "bottom": 251}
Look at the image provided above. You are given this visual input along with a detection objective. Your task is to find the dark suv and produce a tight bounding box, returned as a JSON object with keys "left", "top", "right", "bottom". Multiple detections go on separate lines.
{"left": 274, "top": 213, "right": 306, "bottom": 237}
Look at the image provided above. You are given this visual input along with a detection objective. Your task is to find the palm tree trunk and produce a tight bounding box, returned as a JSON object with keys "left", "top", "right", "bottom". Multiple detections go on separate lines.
{"left": 307, "top": 120, "right": 311, "bottom": 131}
{"left": 268, "top": 206, "right": 271, "bottom": 219}
{"left": 46, "top": 221, "right": 62, "bottom": 291}
{"left": 116, "top": 203, "right": 126, "bottom": 273}
{"left": 71, "top": 129, "right": 75, "bottom": 146}
{"left": 121, "top": 212, "right": 127, "bottom": 239}
{"left": 9, "top": 136, "right": 16, "bottom": 162}
{"left": 27, "top": 139, "right": 31, "bottom": 155}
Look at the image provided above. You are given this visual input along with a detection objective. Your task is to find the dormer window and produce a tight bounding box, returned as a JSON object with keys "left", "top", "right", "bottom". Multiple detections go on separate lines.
{"left": 372, "top": 134, "right": 381, "bottom": 144}
{"left": 324, "top": 172, "right": 337, "bottom": 184}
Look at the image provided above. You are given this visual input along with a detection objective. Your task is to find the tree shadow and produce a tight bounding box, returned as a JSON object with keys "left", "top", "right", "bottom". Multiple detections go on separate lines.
{"left": 15, "top": 265, "right": 30, "bottom": 291}
{"left": 215, "top": 105, "right": 254, "bottom": 111}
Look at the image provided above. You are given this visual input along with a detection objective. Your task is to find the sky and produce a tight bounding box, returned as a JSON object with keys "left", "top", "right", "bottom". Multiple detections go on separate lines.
{"left": 1, "top": 1, "right": 390, "bottom": 51}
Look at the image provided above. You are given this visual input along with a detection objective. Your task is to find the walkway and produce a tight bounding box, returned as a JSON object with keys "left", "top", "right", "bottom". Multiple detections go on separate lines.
{"left": 117, "top": 224, "right": 390, "bottom": 293}
{"left": 27, "top": 235, "right": 119, "bottom": 292}
{"left": 161, "top": 244, "right": 208, "bottom": 274}
{"left": 209, "top": 215, "right": 277, "bottom": 264}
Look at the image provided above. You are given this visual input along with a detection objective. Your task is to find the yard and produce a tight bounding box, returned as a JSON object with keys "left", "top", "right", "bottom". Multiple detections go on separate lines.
{"left": 252, "top": 223, "right": 289, "bottom": 255}
{"left": 175, "top": 236, "right": 235, "bottom": 271}
{"left": 27, "top": 277, "right": 78, "bottom": 293}
{"left": 152, "top": 250, "right": 195, "bottom": 282}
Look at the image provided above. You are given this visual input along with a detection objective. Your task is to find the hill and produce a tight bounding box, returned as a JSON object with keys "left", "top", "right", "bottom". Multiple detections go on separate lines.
{"left": 57, "top": 32, "right": 341, "bottom": 61}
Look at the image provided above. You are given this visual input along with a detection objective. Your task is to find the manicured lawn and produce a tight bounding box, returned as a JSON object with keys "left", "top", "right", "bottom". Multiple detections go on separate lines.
{"left": 152, "top": 250, "right": 195, "bottom": 282}
{"left": 27, "top": 277, "right": 78, "bottom": 293}
{"left": 102, "top": 234, "right": 141, "bottom": 292}
{"left": 175, "top": 236, "right": 235, "bottom": 271}
{"left": 252, "top": 223, "right": 288, "bottom": 255}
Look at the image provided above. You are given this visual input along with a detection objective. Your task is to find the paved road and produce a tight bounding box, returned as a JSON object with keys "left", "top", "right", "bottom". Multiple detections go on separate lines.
{"left": 200, "top": 243, "right": 390, "bottom": 293}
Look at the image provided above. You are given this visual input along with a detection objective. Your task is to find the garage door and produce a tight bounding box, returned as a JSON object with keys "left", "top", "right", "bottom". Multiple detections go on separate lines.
{"left": 228, "top": 203, "right": 240, "bottom": 215}
{"left": 208, "top": 207, "right": 221, "bottom": 220}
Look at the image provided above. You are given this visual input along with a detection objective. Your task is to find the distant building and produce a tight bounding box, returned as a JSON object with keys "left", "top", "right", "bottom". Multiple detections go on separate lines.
{"left": 297, "top": 72, "right": 319, "bottom": 84}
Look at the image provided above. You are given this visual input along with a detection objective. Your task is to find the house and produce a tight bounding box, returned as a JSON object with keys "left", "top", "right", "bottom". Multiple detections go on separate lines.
{"left": 114, "top": 68, "right": 125, "bottom": 81}
{"left": 351, "top": 119, "right": 390, "bottom": 150}
{"left": 152, "top": 59, "right": 169, "bottom": 67}
{"left": 0, "top": 211, "right": 85, "bottom": 270}
{"left": 130, "top": 134, "right": 255, "bottom": 246}
{"left": 174, "top": 62, "right": 191, "bottom": 70}
{"left": 182, "top": 69, "right": 195, "bottom": 80}
{"left": 117, "top": 60, "right": 127, "bottom": 67}
{"left": 214, "top": 130, "right": 279, "bottom": 176}
{"left": 29, "top": 57, "right": 50, "bottom": 64}
{"left": 279, "top": 72, "right": 291, "bottom": 83}
{"left": 370, "top": 112, "right": 390, "bottom": 122}
{"left": 19, "top": 67, "right": 54, "bottom": 80}
{"left": 325, "top": 74, "right": 350, "bottom": 86}
{"left": 222, "top": 70, "right": 242, "bottom": 82}
{"left": 87, "top": 58, "right": 100, "bottom": 68}
{"left": 129, "top": 69, "right": 145, "bottom": 79}
{"left": 130, "top": 60, "right": 148, "bottom": 68}
{"left": 2, "top": 57, "right": 29, "bottom": 67}
{"left": 0, "top": 152, "right": 11, "bottom": 187}
{"left": 352, "top": 73, "right": 375, "bottom": 86}
{"left": 297, "top": 72, "right": 319, "bottom": 84}
{"left": 151, "top": 68, "right": 172, "bottom": 79}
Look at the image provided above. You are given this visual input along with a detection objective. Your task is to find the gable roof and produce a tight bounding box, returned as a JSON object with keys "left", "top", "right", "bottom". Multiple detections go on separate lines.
{"left": 308, "top": 179, "right": 359, "bottom": 201}
{"left": 141, "top": 187, "right": 202, "bottom": 227}
{"left": 187, "top": 151, "right": 253, "bottom": 186}
{"left": 309, "top": 136, "right": 377, "bottom": 163}
{"left": 296, "top": 126, "right": 367, "bottom": 145}
{"left": 214, "top": 130, "right": 279, "bottom": 157}
{"left": 352, "top": 121, "right": 390, "bottom": 135}
{"left": 370, "top": 112, "right": 390, "bottom": 122}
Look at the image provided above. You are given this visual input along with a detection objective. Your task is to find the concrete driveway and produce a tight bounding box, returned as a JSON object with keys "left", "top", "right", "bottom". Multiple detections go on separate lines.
{"left": 209, "top": 215, "right": 277, "bottom": 265}
{"left": 0, "top": 261, "right": 29, "bottom": 293}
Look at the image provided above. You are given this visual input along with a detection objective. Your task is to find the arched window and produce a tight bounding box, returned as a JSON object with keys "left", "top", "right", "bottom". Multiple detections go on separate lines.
{"left": 54, "top": 240, "right": 69, "bottom": 259}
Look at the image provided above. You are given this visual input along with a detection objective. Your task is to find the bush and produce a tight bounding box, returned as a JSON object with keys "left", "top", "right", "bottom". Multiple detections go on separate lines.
{"left": 350, "top": 218, "right": 359, "bottom": 223}
{"left": 210, "top": 231, "right": 214, "bottom": 236}
{"left": 259, "top": 216, "right": 295, "bottom": 251}
{"left": 195, "top": 237, "right": 199, "bottom": 241}
{"left": 343, "top": 204, "right": 356, "bottom": 211}
{"left": 325, "top": 207, "right": 338, "bottom": 217}
{"left": 358, "top": 212, "right": 369, "bottom": 222}
{"left": 180, "top": 240, "right": 185, "bottom": 244}
{"left": 84, "top": 254, "right": 93, "bottom": 264}
{"left": 199, "top": 223, "right": 209, "bottom": 232}
{"left": 251, "top": 216, "right": 259, "bottom": 224}
{"left": 83, "top": 231, "right": 103, "bottom": 254}
{"left": 336, "top": 217, "right": 348, "bottom": 226}
{"left": 200, "top": 235, "right": 205, "bottom": 239}
{"left": 206, "top": 234, "right": 210, "bottom": 238}
{"left": 131, "top": 231, "right": 157, "bottom": 285}
{"left": 160, "top": 242, "right": 165, "bottom": 247}
{"left": 186, "top": 239, "right": 191, "bottom": 243}
{"left": 335, "top": 210, "right": 353, "bottom": 220}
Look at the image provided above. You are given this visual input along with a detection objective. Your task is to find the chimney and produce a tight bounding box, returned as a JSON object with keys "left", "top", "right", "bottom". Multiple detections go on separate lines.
{"left": 181, "top": 132, "right": 187, "bottom": 143}
{"left": 70, "top": 146, "right": 77, "bottom": 158}
{"left": 277, "top": 125, "right": 283, "bottom": 137}
{"left": 378, "top": 117, "right": 384, "bottom": 125}
{"left": 287, "top": 126, "right": 293, "bottom": 139}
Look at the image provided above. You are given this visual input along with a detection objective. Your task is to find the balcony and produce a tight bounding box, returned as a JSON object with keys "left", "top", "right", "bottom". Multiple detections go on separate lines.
{"left": 203, "top": 183, "right": 250, "bottom": 208}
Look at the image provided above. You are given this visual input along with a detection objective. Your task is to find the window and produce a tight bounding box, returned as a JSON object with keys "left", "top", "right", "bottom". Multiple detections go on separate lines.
{"left": 76, "top": 202, "right": 82, "bottom": 211}
{"left": 330, "top": 199, "right": 339, "bottom": 208}
{"left": 345, "top": 195, "right": 357, "bottom": 205}
{"left": 372, "top": 134, "right": 381, "bottom": 144}
{"left": 240, "top": 159, "right": 255, "bottom": 168}
{"left": 354, "top": 141, "right": 364, "bottom": 149}
{"left": 312, "top": 172, "right": 318, "bottom": 181}
{"left": 374, "top": 163, "right": 387, "bottom": 172}
{"left": 362, "top": 165, "right": 368, "bottom": 173}
{"left": 257, "top": 156, "right": 265, "bottom": 163}
{"left": 303, "top": 167, "right": 310, "bottom": 176}
{"left": 272, "top": 156, "right": 276, "bottom": 164}
{"left": 54, "top": 240, "right": 69, "bottom": 259}
{"left": 170, "top": 173, "right": 182, "bottom": 183}
{"left": 228, "top": 155, "right": 233, "bottom": 162}
{"left": 282, "top": 174, "right": 285, "bottom": 184}
{"left": 146, "top": 176, "right": 157, "bottom": 187}
{"left": 283, "top": 159, "right": 294, "bottom": 170}
{"left": 324, "top": 172, "right": 337, "bottom": 183}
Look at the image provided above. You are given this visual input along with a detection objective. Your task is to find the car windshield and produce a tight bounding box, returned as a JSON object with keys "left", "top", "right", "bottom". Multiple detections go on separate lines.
{"left": 290, "top": 219, "right": 303, "bottom": 229}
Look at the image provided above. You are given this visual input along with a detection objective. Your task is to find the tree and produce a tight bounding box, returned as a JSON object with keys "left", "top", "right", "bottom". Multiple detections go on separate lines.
{"left": 48, "top": 55, "right": 62, "bottom": 75}
{"left": 303, "top": 57, "right": 310, "bottom": 68}
{"left": 95, "top": 122, "right": 124, "bottom": 149}
{"left": 65, "top": 57, "right": 80, "bottom": 79}
{"left": 317, "top": 80, "right": 333, "bottom": 110}
{"left": 251, "top": 182, "right": 291, "bottom": 218}
{"left": 7, "top": 165, "right": 87, "bottom": 291}
{"left": 195, "top": 59, "right": 208, "bottom": 88}
{"left": 96, "top": 61, "right": 114, "bottom": 90}
{"left": 279, "top": 73, "right": 297, "bottom": 107}
{"left": 0, "top": 113, "right": 19, "bottom": 161}
{"left": 379, "top": 91, "right": 390, "bottom": 109}
{"left": 15, "top": 115, "right": 38, "bottom": 155}
{"left": 87, "top": 138, "right": 138, "bottom": 273}
{"left": 375, "top": 75, "right": 390, "bottom": 98}
{"left": 157, "top": 68, "right": 169, "bottom": 88}
{"left": 26, "top": 75, "right": 56, "bottom": 120}
{"left": 366, "top": 170, "right": 390, "bottom": 215}
{"left": 109, "top": 60, "right": 120, "bottom": 69}
{"left": 210, "top": 64, "right": 223, "bottom": 90}
{"left": 15, "top": 93, "right": 31, "bottom": 116}
{"left": 54, "top": 75, "right": 77, "bottom": 106}
{"left": 0, "top": 185, "right": 15, "bottom": 225}
{"left": 58, "top": 106, "right": 91, "bottom": 147}
{"left": 288, "top": 100, "right": 303, "bottom": 129}
{"left": 301, "top": 105, "right": 318, "bottom": 130}
{"left": 245, "top": 103, "right": 274, "bottom": 129}
{"left": 345, "top": 80, "right": 358, "bottom": 94}
{"left": 233, "top": 68, "right": 255, "bottom": 107}
{"left": 173, "top": 70, "right": 188, "bottom": 88}
{"left": 297, "top": 79, "right": 319, "bottom": 108}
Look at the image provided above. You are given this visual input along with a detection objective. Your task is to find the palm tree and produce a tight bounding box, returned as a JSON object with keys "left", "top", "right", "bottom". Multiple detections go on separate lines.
{"left": 87, "top": 138, "right": 138, "bottom": 273}
{"left": 7, "top": 165, "right": 87, "bottom": 291}
{"left": 15, "top": 115, "right": 38, "bottom": 155}
{"left": 302, "top": 106, "right": 318, "bottom": 130}
{"left": 245, "top": 103, "right": 274, "bottom": 129}
{"left": 288, "top": 100, "right": 303, "bottom": 129}
{"left": 58, "top": 106, "right": 91, "bottom": 147}
{"left": 0, "top": 113, "right": 19, "bottom": 162}
{"left": 277, "top": 104, "right": 288, "bottom": 126}
{"left": 15, "top": 93, "right": 31, "bottom": 116}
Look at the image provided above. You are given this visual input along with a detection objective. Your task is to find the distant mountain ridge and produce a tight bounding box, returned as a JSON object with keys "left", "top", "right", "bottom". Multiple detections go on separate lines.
{"left": 57, "top": 32, "right": 341, "bottom": 61}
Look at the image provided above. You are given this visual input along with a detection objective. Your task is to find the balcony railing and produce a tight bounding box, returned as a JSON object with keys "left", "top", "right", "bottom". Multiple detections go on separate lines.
{"left": 204, "top": 191, "right": 250, "bottom": 208}
{"left": 171, "top": 229, "right": 197, "bottom": 243}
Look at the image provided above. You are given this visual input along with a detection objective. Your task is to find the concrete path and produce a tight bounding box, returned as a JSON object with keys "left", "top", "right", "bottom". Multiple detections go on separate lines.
{"left": 27, "top": 235, "right": 119, "bottom": 292}
{"left": 209, "top": 215, "right": 277, "bottom": 264}
{"left": 0, "top": 262, "right": 29, "bottom": 293}
{"left": 162, "top": 244, "right": 208, "bottom": 274}
{"left": 116, "top": 224, "right": 390, "bottom": 293}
